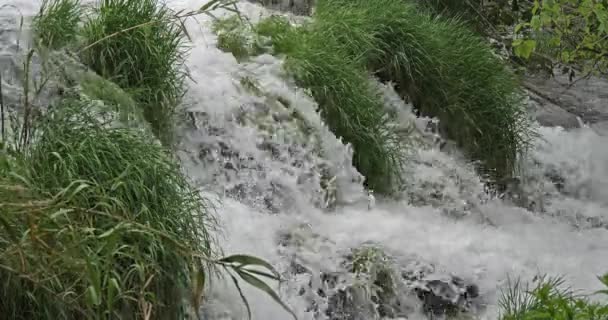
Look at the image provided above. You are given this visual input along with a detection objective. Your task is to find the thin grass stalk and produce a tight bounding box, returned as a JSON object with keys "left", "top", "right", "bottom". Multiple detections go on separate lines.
{"left": 1, "top": 73, "right": 5, "bottom": 144}
{"left": 18, "top": 50, "right": 35, "bottom": 152}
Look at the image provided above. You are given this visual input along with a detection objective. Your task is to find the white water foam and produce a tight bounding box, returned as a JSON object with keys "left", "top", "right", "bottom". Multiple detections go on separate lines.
{"left": 2, "top": 1, "right": 608, "bottom": 319}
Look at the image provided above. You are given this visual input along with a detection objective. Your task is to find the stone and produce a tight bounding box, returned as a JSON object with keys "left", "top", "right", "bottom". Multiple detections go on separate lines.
{"left": 525, "top": 69, "right": 608, "bottom": 129}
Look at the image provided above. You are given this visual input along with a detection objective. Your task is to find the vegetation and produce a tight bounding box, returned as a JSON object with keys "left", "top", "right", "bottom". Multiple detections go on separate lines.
{"left": 248, "top": 15, "right": 410, "bottom": 194}
{"left": 513, "top": 0, "right": 608, "bottom": 76}
{"left": 499, "top": 273, "right": 608, "bottom": 319}
{"left": 79, "top": 0, "right": 189, "bottom": 146}
{"left": 32, "top": 0, "right": 81, "bottom": 49}
{"left": 212, "top": 16, "right": 260, "bottom": 61}
{"left": 0, "top": 1, "right": 297, "bottom": 319}
{"left": 254, "top": 0, "right": 532, "bottom": 188}
{"left": 0, "top": 99, "right": 217, "bottom": 319}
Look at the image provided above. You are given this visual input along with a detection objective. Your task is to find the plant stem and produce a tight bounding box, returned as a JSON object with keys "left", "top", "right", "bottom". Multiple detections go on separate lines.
{"left": 0, "top": 73, "right": 5, "bottom": 144}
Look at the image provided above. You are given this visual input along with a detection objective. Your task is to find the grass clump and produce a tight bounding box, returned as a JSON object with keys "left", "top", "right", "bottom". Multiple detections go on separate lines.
{"left": 0, "top": 99, "right": 217, "bottom": 319}
{"left": 499, "top": 274, "right": 608, "bottom": 319}
{"left": 32, "top": 0, "right": 81, "bottom": 49}
{"left": 254, "top": 16, "right": 409, "bottom": 194}
{"left": 309, "top": 0, "right": 532, "bottom": 184}
{"left": 211, "top": 16, "right": 265, "bottom": 61}
{"left": 79, "top": 0, "right": 188, "bottom": 146}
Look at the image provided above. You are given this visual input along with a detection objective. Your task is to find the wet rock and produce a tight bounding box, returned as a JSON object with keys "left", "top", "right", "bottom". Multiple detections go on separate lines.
{"left": 280, "top": 239, "right": 482, "bottom": 320}
{"left": 528, "top": 93, "right": 581, "bottom": 129}
{"left": 414, "top": 279, "right": 479, "bottom": 316}
{"left": 525, "top": 69, "right": 608, "bottom": 129}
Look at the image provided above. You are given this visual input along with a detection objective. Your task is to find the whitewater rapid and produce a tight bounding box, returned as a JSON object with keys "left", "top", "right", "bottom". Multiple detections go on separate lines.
{"left": 1, "top": 0, "right": 607, "bottom": 319}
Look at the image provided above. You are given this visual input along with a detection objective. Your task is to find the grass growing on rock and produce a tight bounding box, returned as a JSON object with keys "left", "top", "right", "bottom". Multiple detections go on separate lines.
{"left": 0, "top": 99, "right": 217, "bottom": 319}
{"left": 262, "top": 0, "right": 533, "bottom": 185}
{"left": 79, "top": 0, "right": 189, "bottom": 146}
{"left": 32, "top": 0, "right": 81, "bottom": 49}
{"left": 316, "top": 0, "right": 532, "bottom": 182}
{"left": 253, "top": 16, "right": 410, "bottom": 194}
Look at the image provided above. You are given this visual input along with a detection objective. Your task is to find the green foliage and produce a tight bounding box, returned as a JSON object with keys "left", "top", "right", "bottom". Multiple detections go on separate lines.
{"left": 80, "top": 0, "right": 189, "bottom": 146}
{"left": 3, "top": 1, "right": 296, "bottom": 318}
{"left": 350, "top": 246, "right": 396, "bottom": 303}
{"left": 499, "top": 273, "right": 608, "bottom": 320}
{"left": 254, "top": 15, "right": 410, "bottom": 194}
{"left": 32, "top": 0, "right": 81, "bottom": 49}
{"left": 0, "top": 97, "right": 295, "bottom": 319}
{"left": 307, "top": 0, "right": 532, "bottom": 184}
{"left": 420, "top": 0, "right": 525, "bottom": 31}
{"left": 514, "top": 0, "right": 608, "bottom": 75}
{"left": 0, "top": 99, "right": 217, "bottom": 319}
{"left": 212, "top": 16, "right": 263, "bottom": 61}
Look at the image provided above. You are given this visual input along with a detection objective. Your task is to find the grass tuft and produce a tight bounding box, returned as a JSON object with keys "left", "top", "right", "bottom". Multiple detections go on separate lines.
{"left": 254, "top": 16, "right": 410, "bottom": 194}
{"left": 32, "top": 0, "right": 82, "bottom": 49}
{"left": 212, "top": 16, "right": 255, "bottom": 61}
{"left": 499, "top": 274, "right": 608, "bottom": 319}
{"left": 307, "top": 0, "right": 533, "bottom": 184}
{"left": 80, "top": 0, "right": 189, "bottom": 146}
{"left": 0, "top": 99, "right": 217, "bottom": 319}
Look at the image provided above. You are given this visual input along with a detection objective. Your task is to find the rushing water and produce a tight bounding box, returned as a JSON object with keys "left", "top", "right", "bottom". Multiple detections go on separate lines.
{"left": 2, "top": 0, "right": 608, "bottom": 319}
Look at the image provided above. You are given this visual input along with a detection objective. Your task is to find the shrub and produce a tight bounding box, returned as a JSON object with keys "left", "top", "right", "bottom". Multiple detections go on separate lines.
{"left": 32, "top": 0, "right": 82, "bottom": 49}
{"left": 0, "top": 99, "right": 217, "bottom": 319}
{"left": 311, "top": 0, "right": 533, "bottom": 184}
{"left": 499, "top": 274, "right": 608, "bottom": 319}
{"left": 80, "top": 0, "right": 189, "bottom": 146}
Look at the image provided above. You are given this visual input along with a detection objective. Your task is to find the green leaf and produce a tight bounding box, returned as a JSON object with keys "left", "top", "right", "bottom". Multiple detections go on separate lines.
{"left": 532, "top": 0, "right": 540, "bottom": 14}
{"left": 515, "top": 22, "right": 528, "bottom": 33}
{"left": 229, "top": 272, "right": 252, "bottom": 320}
{"left": 191, "top": 267, "right": 206, "bottom": 320}
{"left": 219, "top": 254, "right": 280, "bottom": 277}
{"left": 530, "top": 15, "right": 541, "bottom": 30}
{"left": 240, "top": 267, "right": 280, "bottom": 281}
{"left": 98, "top": 223, "right": 124, "bottom": 238}
{"left": 513, "top": 39, "right": 537, "bottom": 59}
{"left": 86, "top": 285, "right": 101, "bottom": 306}
{"left": 237, "top": 269, "right": 297, "bottom": 320}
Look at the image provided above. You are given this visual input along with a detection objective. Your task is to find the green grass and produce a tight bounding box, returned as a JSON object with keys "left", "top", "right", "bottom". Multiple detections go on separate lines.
{"left": 305, "top": 0, "right": 533, "bottom": 185}
{"left": 32, "top": 0, "right": 82, "bottom": 49}
{"left": 253, "top": 16, "right": 410, "bottom": 194}
{"left": 499, "top": 274, "right": 608, "bottom": 319}
{"left": 212, "top": 16, "right": 255, "bottom": 61}
{"left": 254, "top": 1, "right": 532, "bottom": 189}
{"left": 0, "top": 99, "right": 217, "bottom": 319}
{"left": 79, "top": 0, "right": 189, "bottom": 147}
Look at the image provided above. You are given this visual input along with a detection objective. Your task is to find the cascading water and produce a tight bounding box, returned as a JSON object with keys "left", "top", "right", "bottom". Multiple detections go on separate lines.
{"left": 1, "top": 0, "right": 607, "bottom": 319}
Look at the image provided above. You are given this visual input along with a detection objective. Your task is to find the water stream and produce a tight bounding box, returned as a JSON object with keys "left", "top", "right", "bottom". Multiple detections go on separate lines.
{"left": 1, "top": 1, "right": 607, "bottom": 319}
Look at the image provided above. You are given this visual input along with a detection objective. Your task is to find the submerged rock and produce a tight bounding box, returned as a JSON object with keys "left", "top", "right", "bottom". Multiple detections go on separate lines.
{"left": 276, "top": 229, "right": 483, "bottom": 320}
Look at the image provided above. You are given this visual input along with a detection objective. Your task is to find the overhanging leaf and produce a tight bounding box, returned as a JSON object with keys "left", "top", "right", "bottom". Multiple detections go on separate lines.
{"left": 229, "top": 272, "right": 252, "bottom": 320}
{"left": 219, "top": 254, "right": 280, "bottom": 277}
{"left": 236, "top": 269, "right": 297, "bottom": 320}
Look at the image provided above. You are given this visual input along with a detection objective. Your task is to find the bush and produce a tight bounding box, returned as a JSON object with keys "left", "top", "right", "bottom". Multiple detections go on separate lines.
{"left": 254, "top": 16, "right": 410, "bottom": 194}
{"left": 32, "top": 0, "right": 81, "bottom": 49}
{"left": 80, "top": 0, "right": 189, "bottom": 146}
{"left": 310, "top": 0, "right": 532, "bottom": 184}
{"left": 0, "top": 99, "right": 217, "bottom": 319}
{"left": 499, "top": 274, "right": 608, "bottom": 319}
